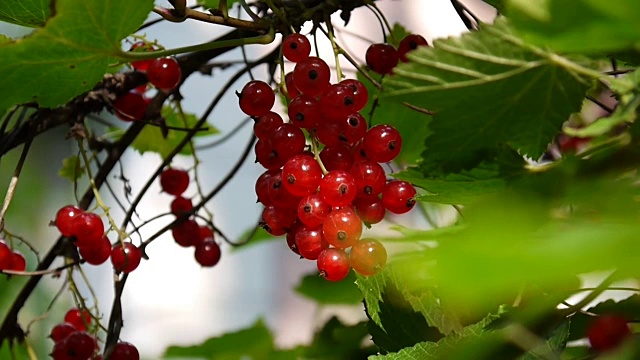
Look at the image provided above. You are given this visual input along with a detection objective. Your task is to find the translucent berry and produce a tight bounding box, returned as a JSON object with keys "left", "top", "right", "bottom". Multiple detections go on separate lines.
{"left": 147, "top": 57, "right": 182, "bottom": 91}
{"left": 55, "top": 205, "right": 84, "bottom": 237}
{"left": 381, "top": 180, "right": 416, "bottom": 214}
{"left": 339, "top": 113, "right": 368, "bottom": 145}
{"left": 286, "top": 220, "right": 303, "bottom": 255}
{"left": 71, "top": 212, "right": 105, "bottom": 249}
{"left": 79, "top": 236, "right": 111, "bottom": 265}
{"left": 160, "top": 168, "right": 189, "bottom": 196}
{"left": 64, "top": 308, "right": 91, "bottom": 332}
{"left": 271, "top": 124, "right": 306, "bottom": 160}
{"left": 282, "top": 154, "right": 323, "bottom": 197}
{"left": 113, "top": 91, "right": 147, "bottom": 122}
{"left": 261, "top": 205, "right": 297, "bottom": 236}
{"left": 129, "top": 41, "right": 155, "bottom": 71}
{"left": 320, "top": 144, "right": 355, "bottom": 172}
{"left": 355, "top": 199, "right": 386, "bottom": 225}
{"left": 288, "top": 94, "right": 321, "bottom": 129}
{"left": 194, "top": 240, "right": 221, "bottom": 267}
{"left": 255, "top": 139, "right": 286, "bottom": 170}
{"left": 317, "top": 248, "right": 350, "bottom": 282}
{"left": 350, "top": 238, "right": 387, "bottom": 276}
{"left": 253, "top": 112, "right": 284, "bottom": 140}
{"left": 340, "top": 79, "right": 368, "bottom": 112}
{"left": 170, "top": 196, "right": 193, "bottom": 215}
{"left": 111, "top": 242, "right": 142, "bottom": 273}
{"left": 366, "top": 43, "right": 399, "bottom": 75}
{"left": 320, "top": 84, "right": 360, "bottom": 121}
{"left": 587, "top": 315, "right": 631, "bottom": 352}
{"left": 319, "top": 170, "right": 357, "bottom": 207}
{"left": 350, "top": 160, "right": 386, "bottom": 202}
{"left": 362, "top": 124, "right": 402, "bottom": 163}
{"left": 293, "top": 57, "right": 331, "bottom": 96}
{"left": 295, "top": 225, "right": 329, "bottom": 260}
{"left": 397, "top": 34, "right": 429, "bottom": 62}
{"left": 50, "top": 322, "right": 76, "bottom": 343}
{"left": 322, "top": 208, "right": 362, "bottom": 249}
{"left": 266, "top": 172, "right": 302, "bottom": 209}
{"left": 255, "top": 169, "right": 280, "bottom": 205}
{"left": 297, "top": 194, "right": 331, "bottom": 228}
{"left": 238, "top": 80, "right": 275, "bottom": 117}
{"left": 282, "top": 34, "right": 311, "bottom": 62}
{"left": 171, "top": 219, "right": 200, "bottom": 247}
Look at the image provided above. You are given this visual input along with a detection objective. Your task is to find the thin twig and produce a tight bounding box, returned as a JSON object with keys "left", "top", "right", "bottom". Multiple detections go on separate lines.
{"left": 0, "top": 137, "right": 32, "bottom": 233}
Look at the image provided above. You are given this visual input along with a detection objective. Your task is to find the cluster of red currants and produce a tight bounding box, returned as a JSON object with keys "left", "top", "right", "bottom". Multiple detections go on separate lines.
{"left": 365, "top": 34, "right": 429, "bottom": 75}
{"left": 0, "top": 239, "right": 26, "bottom": 272}
{"left": 112, "top": 42, "right": 182, "bottom": 122}
{"left": 54, "top": 206, "right": 141, "bottom": 273}
{"left": 160, "top": 168, "right": 221, "bottom": 267}
{"left": 587, "top": 315, "right": 632, "bottom": 353}
{"left": 238, "top": 33, "right": 418, "bottom": 282}
{"left": 50, "top": 308, "right": 139, "bottom": 360}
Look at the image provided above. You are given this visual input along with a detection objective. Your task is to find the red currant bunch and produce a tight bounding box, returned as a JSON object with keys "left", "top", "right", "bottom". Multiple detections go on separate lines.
{"left": 54, "top": 206, "right": 113, "bottom": 267}
{"left": 0, "top": 239, "right": 27, "bottom": 272}
{"left": 365, "top": 33, "right": 429, "bottom": 75}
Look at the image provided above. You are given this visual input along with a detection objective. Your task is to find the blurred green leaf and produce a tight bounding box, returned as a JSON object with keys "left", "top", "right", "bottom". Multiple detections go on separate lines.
{"left": 58, "top": 155, "right": 84, "bottom": 182}
{"left": 295, "top": 271, "right": 362, "bottom": 305}
{"left": 231, "top": 226, "right": 281, "bottom": 252}
{"left": 519, "top": 320, "right": 570, "bottom": 360}
{"left": 483, "top": 0, "right": 506, "bottom": 13}
{"left": 302, "top": 317, "right": 375, "bottom": 359}
{"left": 0, "top": 0, "right": 50, "bottom": 27}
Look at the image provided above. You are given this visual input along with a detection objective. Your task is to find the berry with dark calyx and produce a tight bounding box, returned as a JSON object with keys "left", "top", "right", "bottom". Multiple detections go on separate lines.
{"left": 113, "top": 91, "right": 148, "bottom": 122}
{"left": 79, "top": 236, "right": 111, "bottom": 265}
{"left": 111, "top": 242, "right": 142, "bottom": 273}
{"left": 238, "top": 80, "right": 275, "bottom": 117}
{"left": 295, "top": 225, "right": 329, "bottom": 260}
{"left": 316, "top": 123, "right": 347, "bottom": 148}
{"left": 129, "top": 41, "right": 155, "bottom": 71}
{"left": 288, "top": 94, "right": 321, "bottom": 129}
{"left": 366, "top": 43, "right": 399, "bottom": 75}
{"left": 355, "top": 198, "right": 386, "bottom": 225}
{"left": 286, "top": 220, "right": 303, "bottom": 255}
{"left": 195, "top": 240, "right": 221, "bottom": 267}
{"left": 319, "top": 170, "right": 357, "bottom": 207}
{"left": 64, "top": 308, "right": 91, "bottom": 331}
{"left": 160, "top": 168, "right": 190, "bottom": 196}
{"left": 320, "top": 84, "right": 360, "bottom": 121}
{"left": 50, "top": 322, "right": 77, "bottom": 343}
{"left": 63, "top": 331, "right": 96, "bottom": 360}
{"left": 362, "top": 124, "right": 402, "bottom": 163}
{"left": 297, "top": 194, "right": 331, "bottom": 228}
{"left": 339, "top": 113, "right": 368, "bottom": 144}
{"left": 71, "top": 212, "right": 105, "bottom": 249}
{"left": 271, "top": 124, "right": 306, "bottom": 161}
{"left": 282, "top": 34, "right": 311, "bottom": 62}
{"left": 382, "top": 180, "right": 417, "bottom": 214}
{"left": 397, "top": 34, "right": 429, "bottom": 62}
{"left": 261, "top": 205, "right": 297, "bottom": 236}
{"left": 0, "top": 241, "right": 12, "bottom": 270}
{"left": 587, "top": 315, "right": 631, "bottom": 352}
{"left": 322, "top": 208, "right": 362, "bottom": 249}
{"left": 293, "top": 57, "right": 331, "bottom": 96}
{"left": 320, "top": 144, "right": 355, "bottom": 172}
{"left": 351, "top": 160, "right": 386, "bottom": 202}
{"left": 350, "top": 238, "right": 387, "bottom": 276}
{"left": 353, "top": 142, "right": 368, "bottom": 163}
{"left": 55, "top": 205, "right": 84, "bottom": 237}
{"left": 317, "top": 248, "right": 350, "bottom": 282}
{"left": 170, "top": 196, "right": 193, "bottom": 216}
{"left": 282, "top": 154, "right": 323, "bottom": 197}
{"left": 172, "top": 219, "right": 201, "bottom": 247}
{"left": 255, "top": 139, "right": 286, "bottom": 170}
{"left": 253, "top": 112, "right": 284, "bottom": 140}
{"left": 255, "top": 169, "right": 280, "bottom": 206}
{"left": 283, "top": 72, "right": 300, "bottom": 99}
{"left": 340, "top": 79, "right": 368, "bottom": 111}
{"left": 266, "top": 172, "right": 302, "bottom": 209}
{"left": 147, "top": 57, "right": 182, "bottom": 91}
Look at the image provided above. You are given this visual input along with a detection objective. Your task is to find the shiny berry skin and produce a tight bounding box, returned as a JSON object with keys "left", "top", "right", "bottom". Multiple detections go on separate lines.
{"left": 79, "top": 236, "right": 111, "bottom": 265}
{"left": 284, "top": 72, "right": 300, "bottom": 99}
{"left": 320, "top": 84, "right": 360, "bottom": 121}
{"left": 282, "top": 34, "right": 311, "bottom": 62}
{"left": 355, "top": 198, "right": 386, "bottom": 225}
{"left": 71, "top": 212, "right": 104, "bottom": 248}
{"left": 238, "top": 80, "right": 275, "bottom": 117}
{"left": 0, "top": 241, "right": 10, "bottom": 270}
{"left": 587, "top": 315, "right": 631, "bottom": 352}
{"left": 286, "top": 220, "right": 303, "bottom": 255}
{"left": 147, "top": 57, "right": 181, "bottom": 91}
{"left": 55, "top": 205, "right": 84, "bottom": 237}
{"left": 9, "top": 251, "right": 26, "bottom": 271}
{"left": 266, "top": 172, "right": 302, "bottom": 209}
{"left": 255, "top": 169, "right": 280, "bottom": 205}
{"left": 362, "top": 124, "right": 402, "bottom": 163}
{"left": 322, "top": 208, "right": 362, "bottom": 249}
{"left": 381, "top": 180, "right": 416, "bottom": 214}
{"left": 350, "top": 160, "right": 386, "bottom": 202}
{"left": 113, "top": 91, "right": 147, "bottom": 122}
{"left": 170, "top": 196, "right": 193, "bottom": 215}
{"left": 172, "top": 219, "right": 200, "bottom": 247}
{"left": 317, "top": 248, "right": 350, "bottom": 282}
{"left": 255, "top": 139, "right": 285, "bottom": 170}
{"left": 160, "top": 168, "right": 189, "bottom": 196}
{"left": 320, "top": 144, "right": 354, "bottom": 172}
{"left": 297, "top": 194, "right": 331, "bottom": 228}
{"left": 397, "top": 34, "right": 429, "bottom": 62}
{"left": 111, "top": 242, "right": 142, "bottom": 273}
{"left": 253, "top": 112, "right": 284, "bottom": 140}
{"left": 319, "top": 170, "right": 357, "bottom": 207}
{"left": 339, "top": 113, "right": 368, "bottom": 144}
{"left": 64, "top": 308, "right": 91, "bottom": 331}
{"left": 288, "top": 94, "right": 321, "bottom": 129}
{"left": 50, "top": 322, "right": 77, "bottom": 343}
{"left": 316, "top": 123, "right": 347, "bottom": 148}
{"left": 366, "top": 43, "right": 399, "bottom": 75}
{"left": 111, "top": 341, "right": 140, "bottom": 360}
{"left": 353, "top": 142, "right": 368, "bottom": 163}
{"left": 282, "top": 154, "right": 323, "bottom": 197}
{"left": 293, "top": 57, "right": 331, "bottom": 97}
{"left": 64, "top": 331, "right": 96, "bottom": 359}
{"left": 295, "top": 225, "right": 329, "bottom": 260}
{"left": 271, "top": 124, "right": 306, "bottom": 161}
{"left": 129, "top": 41, "right": 155, "bottom": 71}
{"left": 350, "top": 238, "right": 387, "bottom": 276}
{"left": 340, "top": 79, "right": 368, "bottom": 112}
{"left": 261, "top": 205, "right": 297, "bottom": 236}
{"left": 195, "top": 239, "right": 221, "bottom": 267}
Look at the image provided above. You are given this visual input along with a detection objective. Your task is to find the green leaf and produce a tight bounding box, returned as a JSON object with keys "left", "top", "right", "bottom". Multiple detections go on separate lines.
{"left": 58, "top": 155, "right": 85, "bottom": 182}
{"left": 519, "top": 320, "right": 570, "bottom": 360}
{"left": 388, "top": 23, "right": 410, "bottom": 48}
{"left": 382, "top": 19, "right": 590, "bottom": 173}
{"left": 483, "top": 0, "right": 506, "bottom": 13}
{"left": 507, "top": 0, "right": 640, "bottom": 54}
{"left": 294, "top": 271, "right": 362, "bottom": 305}
{"left": 0, "top": 340, "right": 30, "bottom": 359}
{"left": 0, "top": 0, "right": 50, "bottom": 27}
{"left": 302, "top": 317, "right": 376, "bottom": 359}
{"left": 131, "top": 107, "right": 218, "bottom": 158}
{"left": 0, "top": 0, "right": 154, "bottom": 112}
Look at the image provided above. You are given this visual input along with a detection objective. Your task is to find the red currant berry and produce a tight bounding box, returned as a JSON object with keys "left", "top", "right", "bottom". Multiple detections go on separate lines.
{"left": 350, "top": 160, "right": 386, "bottom": 202}
{"left": 316, "top": 123, "right": 347, "bottom": 148}
{"left": 50, "top": 322, "right": 77, "bottom": 343}
{"left": 266, "top": 173, "right": 302, "bottom": 209}
{"left": 319, "top": 170, "right": 357, "bottom": 207}
{"left": 353, "top": 142, "right": 368, "bottom": 163}
{"left": 113, "top": 91, "right": 147, "bottom": 121}
{"left": 587, "top": 315, "right": 631, "bottom": 352}
{"left": 253, "top": 112, "right": 284, "bottom": 140}
{"left": 282, "top": 34, "right": 311, "bottom": 62}
{"left": 397, "top": 34, "right": 429, "bottom": 62}
{"left": 238, "top": 80, "right": 275, "bottom": 117}
{"left": 355, "top": 198, "right": 386, "bottom": 225}
{"left": 366, "top": 43, "right": 399, "bottom": 75}
{"left": 317, "top": 248, "right": 350, "bottom": 282}
{"left": 320, "top": 144, "right": 355, "bottom": 172}
{"left": 111, "top": 341, "right": 140, "bottom": 360}
{"left": 8, "top": 251, "right": 26, "bottom": 271}
{"left": 79, "top": 236, "right": 111, "bottom": 265}
{"left": 0, "top": 241, "right": 10, "bottom": 270}
{"left": 172, "top": 219, "right": 200, "bottom": 247}
{"left": 199, "top": 225, "right": 214, "bottom": 242}
{"left": 160, "top": 168, "right": 190, "bottom": 196}
{"left": 297, "top": 194, "right": 331, "bottom": 228}
{"left": 362, "top": 124, "right": 402, "bottom": 163}
{"left": 55, "top": 205, "right": 84, "bottom": 237}
{"left": 271, "top": 124, "right": 306, "bottom": 160}
{"left": 170, "top": 196, "right": 193, "bottom": 215}
{"left": 339, "top": 113, "right": 368, "bottom": 145}
{"left": 129, "top": 42, "right": 155, "bottom": 71}
{"left": 255, "top": 139, "right": 286, "bottom": 170}
{"left": 71, "top": 212, "right": 105, "bottom": 249}
{"left": 340, "top": 79, "right": 368, "bottom": 112}
{"left": 147, "top": 57, "right": 181, "bottom": 91}
{"left": 50, "top": 341, "right": 70, "bottom": 360}
{"left": 282, "top": 154, "right": 323, "bottom": 197}
{"left": 111, "top": 242, "right": 142, "bottom": 273}
{"left": 381, "top": 180, "right": 416, "bottom": 214}
{"left": 194, "top": 239, "right": 221, "bottom": 267}
{"left": 255, "top": 169, "right": 280, "bottom": 205}
{"left": 64, "top": 308, "right": 91, "bottom": 331}
{"left": 288, "top": 94, "right": 321, "bottom": 129}
{"left": 350, "top": 238, "right": 387, "bottom": 276}
{"left": 320, "top": 84, "right": 359, "bottom": 121}
{"left": 64, "top": 331, "right": 96, "bottom": 359}
{"left": 284, "top": 72, "right": 300, "bottom": 99}
{"left": 322, "top": 208, "right": 362, "bottom": 249}
{"left": 293, "top": 57, "right": 331, "bottom": 97}
{"left": 261, "top": 205, "right": 297, "bottom": 236}
{"left": 295, "top": 225, "right": 329, "bottom": 260}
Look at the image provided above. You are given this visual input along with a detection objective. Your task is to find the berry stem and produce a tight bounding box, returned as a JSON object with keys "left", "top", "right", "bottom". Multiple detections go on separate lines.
{"left": 310, "top": 135, "right": 329, "bottom": 175}
{"left": 366, "top": 2, "right": 396, "bottom": 43}
{"left": 219, "top": 0, "right": 229, "bottom": 19}
{"left": 560, "top": 271, "right": 619, "bottom": 316}
{"left": 324, "top": 18, "right": 344, "bottom": 81}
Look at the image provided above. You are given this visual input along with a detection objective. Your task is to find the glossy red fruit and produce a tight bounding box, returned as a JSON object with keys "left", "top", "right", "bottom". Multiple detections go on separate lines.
{"left": 320, "top": 84, "right": 360, "bottom": 121}
{"left": 316, "top": 123, "right": 347, "bottom": 148}
{"left": 111, "top": 242, "right": 142, "bottom": 273}
{"left": 271, "top": 124, "right": 306, "bottom": 161}
{"left": 71, "top": 212, "right": 105, "bottom": 249}
{"left": 295, "top": 225, "right": 329, "bottom": 260}
{"left": 397, "top": 34, "right": 429, "bottom": 62}
{"left": 0, "top": 241, "right": 12, "bottom": 270}
{"left": 194, "top": 240, "right": 221, "bottom": 267}
{"left": 317, "top": 248, "right": 350, "bottom": 282}
{"left": 255, "top": 139, "right": 285, "bottom": 170}
{"left": 160, "top": 168, "right": 189, "bottom": 196}
{"left": 293, "top": 57, "right": 331, "bottom": 96}
{"left": 79, "top": 236, "right": 111, "bottom": 265}
{"left": 366, "top": 43, "right": 399, "bottom": 75}
{"left": 320, "top": 144, "right": 355, "bottom": 172}
{"left": 318, "top": 170, "right": 357, "bottom": 207}
{"left": 199, "top": 225, "right": 214, "bottom": 241}
{"left": 261, "top": 205, "right": 297, "bottom": 236}
{"left": 50, "top": 322, "right": 77, "bottom": 343}
{"left": 64, "top": 331, "right": 96, "bottom": 360}
{"left": 284, "top": 72, "right": 300, "bottom": 99}
{"left": 322, "top": 208, "right": 362, "bottom": 249}
{"left": 147, "top": 57, "right": 182, "bottom": 91}
{"left": 282, "top": 154, "right": 323, "bottom": 197}
{"left": 282, "top": 34, "right": 311, "bottom": 62}
{"left": 286, "top": 221, "right": 302, "bottom": 255}
{"left": 8, "top": 251, "right": 26, "bottom": 271}
{"left": 253, "top": 112, "right": 284, "bottom": 140}
{"left": 238, "top": 80, "right": 275, "bottom": 117}
{"left": 64, "top": 308, "right": 91, "bottom": 332}
{"left": 288, "top": 94, "right": 321, "bottom": 129}
{"left": 355, "top": 198, "right": 386, "bottom": 225}
{"left": 266, "top": 172, "right": 302, "bottom": 209}
{"left": 172, "top": 219, "right": 200, "bottom": 247}
{"left": 255, "top": 169, "right": 280, "bottom": 205}
{"left": 339, "top": 113, "right": 368, "bottom": 145}
{"left": 340, "top": 79, "right": 368, "bottom": 112}
{"left": 170, "top": 196, "right": 193, "bottom": 215}
{"left": 362, "top": 124, "right": 402, "bottom": 163}
{"left": 350, "top": 238, "right": 387, "bottom": 276}
{"left": 129, "top": 42, "right": 155, "bottom": 71}
{"left": 297, "top": 194, "right": 331, "bottom": 228}
{"left": 111, "top": 341, "right": 140, "bottom": 360}
{"left": 350, "top": 160, "right": 386, "bottom": 202}
{"left": 381, "top": 180, "right": 417, "bottom": 214}
{"left": 587, "top": 315, "right": 631, "bottom": 352}
{"left": 55, "top": 205, "right": 84, "bottom": 237}
{"left": 113, "top": 91, "right": 147, "bottom": 121}
{"left": 353, "top": 142, "right": 368, "bottom": 163}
